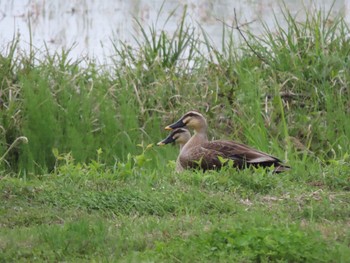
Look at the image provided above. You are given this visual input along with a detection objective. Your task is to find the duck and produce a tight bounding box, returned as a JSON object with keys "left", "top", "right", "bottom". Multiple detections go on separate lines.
{"left": 164, "top": 111, "right": 290, "bottom": 173}
{"left": 157, "top": 128, "right": 191, "bottom": 172}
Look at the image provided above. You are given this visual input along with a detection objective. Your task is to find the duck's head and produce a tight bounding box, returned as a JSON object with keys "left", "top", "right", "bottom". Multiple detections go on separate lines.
{"left": 157, "top": 128, "right": 191, "bottom": 146}
{"left": 165, "top": 111, "right": 207, "bottom": 132}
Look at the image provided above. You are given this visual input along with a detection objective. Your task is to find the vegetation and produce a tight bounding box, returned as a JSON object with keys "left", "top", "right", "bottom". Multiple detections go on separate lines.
{"left": 0, "top": 6, "right": 349, "bottom": 262}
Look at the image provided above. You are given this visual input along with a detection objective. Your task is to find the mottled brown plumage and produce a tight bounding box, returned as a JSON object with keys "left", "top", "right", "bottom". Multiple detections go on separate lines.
{"left": 165, "top": 111, "right": 290, "bottom": 173}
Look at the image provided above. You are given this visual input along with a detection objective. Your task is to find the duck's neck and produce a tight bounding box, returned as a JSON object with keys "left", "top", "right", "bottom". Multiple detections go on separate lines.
{"left": 179, "top": 144, "right": 186, "bottom": 151}
{"left": 181, "top": 129, "right": 208, "bottom": 153}
{"left": 176, "top": 143, "right": 188, "bottom": 173}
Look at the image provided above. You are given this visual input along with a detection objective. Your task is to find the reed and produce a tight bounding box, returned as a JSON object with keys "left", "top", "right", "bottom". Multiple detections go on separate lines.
{"left": 0, "top": 5, "right": 348, "bottom": 176}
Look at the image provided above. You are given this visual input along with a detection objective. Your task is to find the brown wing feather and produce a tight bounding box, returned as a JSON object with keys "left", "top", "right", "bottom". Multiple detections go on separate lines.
{"left": 207, "top": 140, "right": 282, "bottom": 164}
{"left": 180, "top": 140, "right": 286, "bottom": 171}
{"left": 180, "top": 145, "right": 223, "bottom": 170}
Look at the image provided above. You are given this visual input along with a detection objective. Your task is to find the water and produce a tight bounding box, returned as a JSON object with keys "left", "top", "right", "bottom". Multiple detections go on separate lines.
{"left": 0, "top": 0, "right": 348, "bottom": 63}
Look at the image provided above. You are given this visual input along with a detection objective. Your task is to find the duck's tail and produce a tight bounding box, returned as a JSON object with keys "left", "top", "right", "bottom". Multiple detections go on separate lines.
{"left": 273, "top": 164, "right": 291, "bottom": 173}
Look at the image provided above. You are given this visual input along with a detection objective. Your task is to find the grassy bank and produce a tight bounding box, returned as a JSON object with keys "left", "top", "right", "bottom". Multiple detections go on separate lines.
{"left": 0, "top": 162, "right": 349, "bottom": 261}
{"left": 0, "top": 6, "right": 349, "bottom": 262}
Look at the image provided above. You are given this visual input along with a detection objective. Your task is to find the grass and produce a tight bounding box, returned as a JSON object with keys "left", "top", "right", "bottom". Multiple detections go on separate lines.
{"left": 0, "top": 4, "right": 350, "bottom": 262}
{"left": 0, "top": 161, "right": 349, "bottom": 262}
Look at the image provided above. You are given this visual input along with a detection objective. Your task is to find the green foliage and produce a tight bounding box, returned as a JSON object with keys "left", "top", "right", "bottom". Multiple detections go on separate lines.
{"left": 1, "top": 160, "right": 349, "bottom": 261}
{"left": 0, "top": 47, "right": 159, "bottom": 174}
{"left": 243, "top": 7, "right": 350, "bottom": 155}
{"left": 0, "top": 5, "right": 349, "bottom": 173}
{"left": 38, "top": 219, "right": 109, "bottom": 260}
{"left": 153, "top": 225, "right": 347, "bottom": 262}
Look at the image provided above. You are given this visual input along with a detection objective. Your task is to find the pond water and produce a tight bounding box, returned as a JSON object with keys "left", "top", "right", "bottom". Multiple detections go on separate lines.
{"left": 0, "top": 0, "right": 348, "bottom": 63}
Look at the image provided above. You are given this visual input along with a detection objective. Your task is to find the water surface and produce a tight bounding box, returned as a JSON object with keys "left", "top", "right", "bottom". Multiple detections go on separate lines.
{"left": 0, "top": 0, "right": 348, "bottom": 62}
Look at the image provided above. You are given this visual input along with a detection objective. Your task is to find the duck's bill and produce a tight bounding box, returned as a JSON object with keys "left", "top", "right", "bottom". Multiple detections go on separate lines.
{"left": 165, "top": 119, "right": 185, "bottom": 130}
{"left": 157, "top": 135, "right": 175, "bottom": 146}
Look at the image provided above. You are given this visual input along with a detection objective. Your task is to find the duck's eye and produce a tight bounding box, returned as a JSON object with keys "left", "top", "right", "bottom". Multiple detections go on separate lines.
{"left": 182, "top": 117, "right": 190, "bottom": 124}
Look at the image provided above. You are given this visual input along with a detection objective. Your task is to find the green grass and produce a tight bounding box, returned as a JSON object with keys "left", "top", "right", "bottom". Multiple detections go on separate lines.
{"left": 0, "top": 161, "right": 349, "bottom": 262}
{"left": 0, "top": 5, "right": 350, "bottom": 262}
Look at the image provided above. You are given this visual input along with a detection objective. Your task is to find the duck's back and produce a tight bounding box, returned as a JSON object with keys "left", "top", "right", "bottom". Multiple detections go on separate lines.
{"left": 179, "top": 139, "right": 287, "bottom": 171}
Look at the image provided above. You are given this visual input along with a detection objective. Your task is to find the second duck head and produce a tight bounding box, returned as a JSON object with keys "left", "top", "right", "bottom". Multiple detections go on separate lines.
{"left": 157, "top": 128, "right": 191, "bottom": 147}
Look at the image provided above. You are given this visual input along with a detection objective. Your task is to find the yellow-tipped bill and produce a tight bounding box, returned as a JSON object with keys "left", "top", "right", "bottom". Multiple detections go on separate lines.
{"left": 164, "top": 119, "right": 186, "bottom": 130}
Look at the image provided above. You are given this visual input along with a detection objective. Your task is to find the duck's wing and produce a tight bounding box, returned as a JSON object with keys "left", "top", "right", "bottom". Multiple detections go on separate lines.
{"left": 200, "top": 140, "right": 285, "bottom": 168}
{"left": 179, "top": 144, "right": 225, "bottom": 170}
{"left": 179, "top": 140, "right": 289, "bottom": 171}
